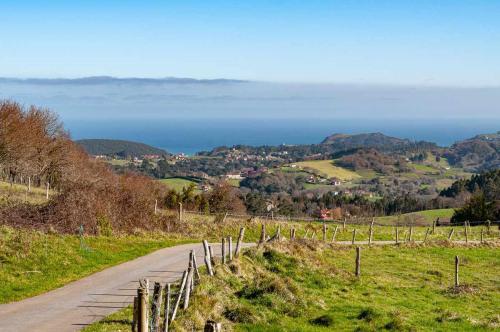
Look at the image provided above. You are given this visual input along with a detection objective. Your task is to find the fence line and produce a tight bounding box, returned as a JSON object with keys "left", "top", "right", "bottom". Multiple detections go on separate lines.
{"left": 132, "top": 219, "right": 497, "bottom": 332}
{"left": 180, "top": 209, "right": 499, "bottom": 227}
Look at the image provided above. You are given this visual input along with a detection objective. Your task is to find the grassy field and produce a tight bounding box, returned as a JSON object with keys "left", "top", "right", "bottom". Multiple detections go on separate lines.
{"left": 303, "top": 183, "right": 337, "bottom": 190}
{"left": 180, "top": 212, "right": 496, "bottom": 243}
{"left": 375, "top": 208, "right": 455, "bottom": 224}
{"left": 0, "top": 180, "right": 52, "bottom": 205}
{"left": 2, "top": 210, "right": 496, "bottom": 306}
{"left": 412, "top": 163, "right": 441, "bottom": 174}
{"left": 294, "top": 160, "right": 361, "bottom": 180}
{"left": 227, "top": 178, "right": 242, "bottom": 187}
{"left": 86, "top": 242, "right": 500, "bottom": 331}
{"left": 158, "top": 177, "right": 199, "bottom": 192}
{"left": 0, "top": 226, "right": 191, "bottom": 303}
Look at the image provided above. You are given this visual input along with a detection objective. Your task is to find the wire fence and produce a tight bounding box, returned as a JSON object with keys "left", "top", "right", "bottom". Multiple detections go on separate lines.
{"left": 181, "top": 209, "right": 499, "bottom": 227}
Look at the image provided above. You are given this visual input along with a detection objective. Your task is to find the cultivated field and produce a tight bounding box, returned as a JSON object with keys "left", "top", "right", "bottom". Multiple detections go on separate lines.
{"left": 158, "top": 177, "right": 200, "bottom": 192}
{"left": 375, "top": 208, "right": 455, "bottom": 224}
{"left": 294, "top": 160, "right": 361, "bottom": 180}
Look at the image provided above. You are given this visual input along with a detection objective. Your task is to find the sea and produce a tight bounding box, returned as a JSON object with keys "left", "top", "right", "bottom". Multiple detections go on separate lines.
{"left": 66, "top": 118, "right": 499, "bottom": 155}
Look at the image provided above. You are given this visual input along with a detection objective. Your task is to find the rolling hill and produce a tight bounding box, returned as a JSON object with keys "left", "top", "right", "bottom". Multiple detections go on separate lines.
{"left": 444, "top": 132, "right": 499, "bottom": 172}
{"left": 76, "top": 139, "right": 169, "bottom": 158}
{"left": 320, "top": 132, "right": 435, "bottom": 151}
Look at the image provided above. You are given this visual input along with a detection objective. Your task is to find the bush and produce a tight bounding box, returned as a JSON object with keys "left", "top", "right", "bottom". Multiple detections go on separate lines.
{"left": 358, "top": 308, "right": 380, "bottom": 322}
{"left": 310, "top": 314, "right": 335, "bottom": 327}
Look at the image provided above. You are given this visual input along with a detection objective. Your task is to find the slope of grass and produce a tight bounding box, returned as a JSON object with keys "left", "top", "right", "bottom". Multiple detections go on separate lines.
{"left": 2, "top": 211, "right": 494, "bottom": 306}
{"left": 375, "top": 208, "right": 454, "bottom": 224}
{"left": 412, "top": 163, "right": 440, "bottom": 174}
{"left": 294, "top": 160, "right": 361, "bottom": 180}
{"left": 86, "top": 242, "right": 500, "bottom": 331}
{"left": 0, "top": 226, "right": 191, "bottom": 303}
{"left": 158, "top": 177, "right": 199, "bottom": 192}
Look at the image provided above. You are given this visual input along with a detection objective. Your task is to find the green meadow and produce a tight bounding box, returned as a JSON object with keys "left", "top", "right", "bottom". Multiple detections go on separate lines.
{"left": 85, "top": 242, "right": 500, "bottom": 331}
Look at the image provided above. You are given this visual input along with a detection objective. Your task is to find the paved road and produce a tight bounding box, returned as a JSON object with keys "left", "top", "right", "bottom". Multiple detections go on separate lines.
{"left": 0, "top": 242, "right": 252, "bottom": 332}
{"left": 0, "top": 239, "right": 482, "bottom": 331}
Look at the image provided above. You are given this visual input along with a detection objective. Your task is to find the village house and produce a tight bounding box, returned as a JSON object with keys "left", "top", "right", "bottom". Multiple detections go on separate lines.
{"left": 329, "top": 177, "right": 341, "bottom": 186}
{"left": 200, "top": 184, "right": 211, "bottom": 192}
{"left": 319, "top": 207, "right": 343, "bottom": 220}
{"left": 225, "top": 172, "right": 243, "bottom": 180}
{"left": 143, "top": 154, "right": 160, "bottom": 160}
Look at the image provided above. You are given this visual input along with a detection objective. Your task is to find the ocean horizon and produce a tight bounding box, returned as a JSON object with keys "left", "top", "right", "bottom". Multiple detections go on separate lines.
{"left": 66, "top": 117, "right": 499, "bottom": 155}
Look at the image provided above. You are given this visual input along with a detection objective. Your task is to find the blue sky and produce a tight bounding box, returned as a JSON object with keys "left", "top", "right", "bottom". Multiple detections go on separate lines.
{"left": 1, "top": 0, "right": 499, "bottom": 86}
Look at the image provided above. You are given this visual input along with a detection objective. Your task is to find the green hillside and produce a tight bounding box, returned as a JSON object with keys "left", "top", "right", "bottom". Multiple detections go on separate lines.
{"left": 76, "top": 139, "right": 168, "bottom": 157}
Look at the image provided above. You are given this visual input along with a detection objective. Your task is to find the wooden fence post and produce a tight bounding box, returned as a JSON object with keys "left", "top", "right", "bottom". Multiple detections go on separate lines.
{"left": 208, "top": 245, "right": 215, "bottom": 266}
{"left": 139, "top": 279, "right": 150, "bottom": 315}
{"left": 154, "top": 199, "right": 158, "bottom": 215}
{"left": 259, "top": 224, "right": 266, "bottom": 245}
{"left": 204, "top": 321, "right": 222, "bottom": 332}
{"left": 150, "top": 282, "right": 163, "bottom": 332}
{"left": 424, "top": 228, "right": 430, "bottom": 242}
{"left": 322, "top": 223, "right": 327, "bottom": 242}
{"left": 204, "top": 255, "right": 214, "bottom": 276}
{"left": 203, "top": 240, "right": 210, "bottom": 256}
{"left": 28, "top": 176, "right": 31, "bottom": 192}
{"left": 235, "top": 227, "right": 245, "bottom": 257}
{"left": 46, "top": 182, "right": 50, "bottom": 200}
{"left": 178, "top": 203, "right": 183, "bottom": 222}
{"left": 464, "top": 223, "right": 469, "bottom": 244}
{"left": 132, "top": 296, "right": 138, "bottom": 332}
{"left": 343, "top": 218, "right": 346, "bottom": 231}
{"left": 183, "top": 267, "right": 194, "bottom": 310}
{"left": 351, "top": 229, "right": 356, "bottom": 245}
{"left": 332, "top": 225, "right": 339, "bottom": 242}
{"left": 454, "top": 256, "right": 459, "bottom": 287}
{"left": 203, "top": 240, "right": 214, "bottom": 276}
{"left": 395, "top": 226, "right": 399, "bottom": 244}
{"left": 171, "top": 271, "right": 188, "bottom": 322}
{"left": 480, "top": 228, "right": 484, "bottom": 243}
{"left": 368, "top": 221, "right": 374, "bottom": 245}
{"left": 221, "top": 238, "right": 226, "bottom": 264}
{"left": 448, "top": 228, "right": 454, "bottom": 241}
{"left": 355, "top": 247, "right": 361, "bottom": 277}
{"left": 163, "top": 283, "right": 171, "bottom": 332}
{"left": 190, "top": 250, "right": 200, "bottom": 281}
{"left": 137, "top": 287, "right": 148, "bottom": 332}
{"left": 228, "top": 237, "right": 233, "bottom": 261}
{"left": 432, "top": 219, "right": 436, "bottom": 234}
{"left": 409, "top": 226, "right": 413, "bottom": 242}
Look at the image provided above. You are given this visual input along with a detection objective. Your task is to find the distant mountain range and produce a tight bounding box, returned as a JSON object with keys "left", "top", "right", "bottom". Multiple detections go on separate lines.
{"left": 76, "top": 139, "right": 169, "bottom": 158}
{"left": 0, "top": 76, "right": 247, "bottom": 85}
